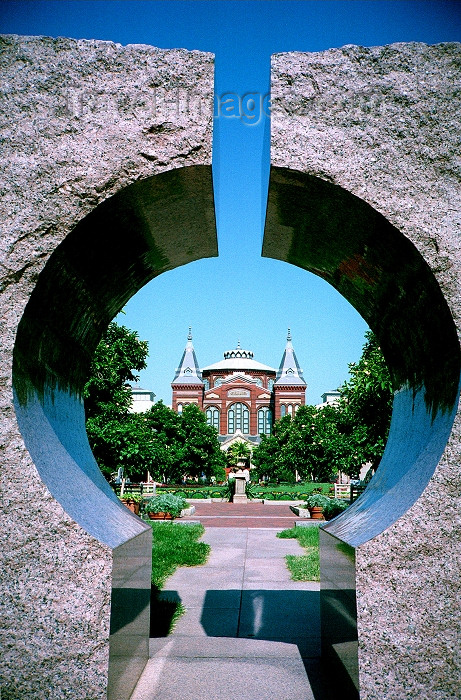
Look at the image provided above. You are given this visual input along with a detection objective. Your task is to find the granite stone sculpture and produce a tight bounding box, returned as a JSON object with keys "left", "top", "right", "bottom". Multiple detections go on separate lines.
{"left": 264, "top": 42, "right": 461, "bottom": 698}
{"left": 1, "top": 33, "right": 460, "bottom": 700}
{"left": 0, "top": 34, "right": 215, "bottom": 699}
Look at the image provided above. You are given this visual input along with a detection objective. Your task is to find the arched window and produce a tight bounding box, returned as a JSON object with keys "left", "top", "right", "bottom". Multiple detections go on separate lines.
{"left": 177, "top": 403, "right": 183, "bottom": 414}
{"left": 258, "top": 407, "right": 272, "bottom": 435}
{"left": 268, "top": 379, "right": 274, "bottom": 391}
{"left": 255, "top": 378, "right": 263, "bottom": 387}
{"left": 215, "top": 377, "right": 222, "bottom": 387}
{"left": 203, "top": 378, "right": 210, "bottom": 390}
{"left": 228, "top": 403, "right": 250, "bottom": 434}
{"left": 206, "top": 407, "right": 220, "bottom": 431}
{"left": 287, "top": 404, "right": 293, "bottom": 415}
{"left": 280, "top": 404, "right": 286, "bottom": 418}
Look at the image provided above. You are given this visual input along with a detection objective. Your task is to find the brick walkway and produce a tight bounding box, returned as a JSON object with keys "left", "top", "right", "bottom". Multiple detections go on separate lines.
{"left": 182, "top": 501, "right": 304, "bottom": 528}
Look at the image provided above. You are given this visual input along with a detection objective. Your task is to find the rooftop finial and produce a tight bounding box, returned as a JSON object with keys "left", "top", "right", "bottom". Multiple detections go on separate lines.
{"left": 287, "top": 328, "right": 292, "bottom": 342}
{"left": 237, "top": 338, "right": 241, "bottom": 349}
{"left": 188, "top": 326, "right": 192, "bottom": 342}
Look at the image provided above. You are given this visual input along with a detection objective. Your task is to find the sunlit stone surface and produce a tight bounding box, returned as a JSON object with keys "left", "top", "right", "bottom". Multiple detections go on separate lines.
{"left": 0, "top": 34, "right": 215, "bottom": 699}
{"left": 265, "top": 42, "right": 461, "bottom": 699}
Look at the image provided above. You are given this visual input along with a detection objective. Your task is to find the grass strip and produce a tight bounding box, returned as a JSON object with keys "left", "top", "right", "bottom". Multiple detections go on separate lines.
{"left": 148, "top": 522, "right": 210, "bottom": 635}
{"left": 277, "top": 526, "right": 320, "bottom": 582}
{"left": 150, "top": 521, "right": 210, "bottom": 588}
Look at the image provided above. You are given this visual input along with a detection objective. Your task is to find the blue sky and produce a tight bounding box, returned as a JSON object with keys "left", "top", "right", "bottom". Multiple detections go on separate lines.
{"left": 2, "top": 1, "right": 460, "bottom": 404}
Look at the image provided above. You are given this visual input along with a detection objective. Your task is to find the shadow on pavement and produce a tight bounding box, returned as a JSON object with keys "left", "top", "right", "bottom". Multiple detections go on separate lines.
{"left": 150, "top": 585, "right": 183, "bottom": 638}
{"left": 150, "top": 587, "right": 358, "bottom": 699}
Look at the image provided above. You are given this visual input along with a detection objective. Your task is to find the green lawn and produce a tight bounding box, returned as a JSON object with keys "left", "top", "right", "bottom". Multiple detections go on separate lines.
{"left": 277, "top": 526, "right": 320, "bottom": 582}
{"left": 149, "top": 522, "right": 210, "bottom": 635}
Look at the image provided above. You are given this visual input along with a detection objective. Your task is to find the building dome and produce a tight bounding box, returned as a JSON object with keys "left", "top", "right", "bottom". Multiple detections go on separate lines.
{"left": 201, "top": 341, "right": 275, "bottom": 373}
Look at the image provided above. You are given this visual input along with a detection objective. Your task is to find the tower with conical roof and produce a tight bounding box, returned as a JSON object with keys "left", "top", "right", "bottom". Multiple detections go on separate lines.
{"left": 171, "top": 328, "right": 204, "bottom": 412}
{"left": 273, "top": 329, "right": 307, "bottom": 420}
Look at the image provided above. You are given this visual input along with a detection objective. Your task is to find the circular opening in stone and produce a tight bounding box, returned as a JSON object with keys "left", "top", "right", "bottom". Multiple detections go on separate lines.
{"left": 12, "top": 165, "right": 460, "bottom": 549}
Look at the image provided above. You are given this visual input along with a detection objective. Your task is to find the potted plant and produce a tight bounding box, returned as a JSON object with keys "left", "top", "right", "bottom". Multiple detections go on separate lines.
{"left": 119, "top": 491, "right": 143, "bottom": 515}
{"left": 304, "top": 493, "right": 330, "bottom": 520}
{"left": 145, "top": 493, "right": 188, "bottom": 520}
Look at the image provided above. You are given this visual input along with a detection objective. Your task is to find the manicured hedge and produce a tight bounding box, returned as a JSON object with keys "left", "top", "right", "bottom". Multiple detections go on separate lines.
{"left": 153, "top": 483, "right": 331, "bottom": 501}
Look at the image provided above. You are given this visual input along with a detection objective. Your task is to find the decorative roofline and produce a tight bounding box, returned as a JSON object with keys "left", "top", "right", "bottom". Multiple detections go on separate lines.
{"left": 223, "top": 347, "right": 254, "bottom": 360}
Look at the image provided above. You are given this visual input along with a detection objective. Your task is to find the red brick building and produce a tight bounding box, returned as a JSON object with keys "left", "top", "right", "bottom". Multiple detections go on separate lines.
{"left": 171, "top": 329, "right": 307, "bottom": 447}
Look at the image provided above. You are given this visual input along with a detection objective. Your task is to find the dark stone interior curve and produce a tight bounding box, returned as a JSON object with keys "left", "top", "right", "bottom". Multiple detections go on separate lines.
{"left": 11, "top": 164, "right": 217, "bottom": 700}
{"left": 263, "top": 166, "right": 460, "bottom": 416}
{"left": 263, "top": 164, "right": 461, "bottom": 694}
{"left": 13, "top": 165, "right": 217, "bottom": 406}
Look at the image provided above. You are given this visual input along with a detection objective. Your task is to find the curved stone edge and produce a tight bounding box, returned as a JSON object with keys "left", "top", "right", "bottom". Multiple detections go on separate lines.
{"left": 267, "top": 43, "right": 461, "bottom": 698}
{"left": 0, "top": 35, "right": 214, "bottom": 699}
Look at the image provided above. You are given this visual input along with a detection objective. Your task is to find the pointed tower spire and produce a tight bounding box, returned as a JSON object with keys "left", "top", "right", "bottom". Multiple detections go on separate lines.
{"left": 171, "top": 328, "right": 203, "bottom": 385}
{"left": 274, "top": 329, "right": 306, "bottom": 386}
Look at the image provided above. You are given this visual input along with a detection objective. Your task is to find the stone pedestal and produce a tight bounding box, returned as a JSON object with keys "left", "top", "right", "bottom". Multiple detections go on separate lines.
{"left": 232, "top": 471, "right": 248, "bottom": 504}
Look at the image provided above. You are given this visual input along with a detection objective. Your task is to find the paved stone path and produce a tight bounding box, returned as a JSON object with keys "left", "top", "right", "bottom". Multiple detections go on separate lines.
{"left": 130, "top": 519, "right": 321, "bottom": 700}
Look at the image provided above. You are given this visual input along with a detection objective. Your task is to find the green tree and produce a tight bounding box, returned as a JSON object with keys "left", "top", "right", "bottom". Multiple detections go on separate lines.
{"left": 226, "top": 441, "right": 252, "bottom": 469}
{"left": 142, "top": 401, "right": 184, "bottom": 482}
{"left": 84, "top": 321, "right": 148, "bottom": 420}
{"left": 252, "top": 415, "right": 296, "bottom": 482}
{"left": 85, "top": 411, "right": 163, "bottom": 481}
{"left": 178, "top": 405, "right": 226, "bottom": 483}
{"left": 252, "top": 331, "right": 393, "bottom": 482}
{"left": 337, "top": 330, "right": 393, "bottom": 472}
{"left": 282, "top": 405, "right": 339, "bottom": 482}
{"left": 251, "top": 434, "right": 281, "bottom": 482}
{"left": 84, "top": 322, "right": 151, "bottom": 480}
{"left": 84, "top": 324, "right": 227, "bottom": 483}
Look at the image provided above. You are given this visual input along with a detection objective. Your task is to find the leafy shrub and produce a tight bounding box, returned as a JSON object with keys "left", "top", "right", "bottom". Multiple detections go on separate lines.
{"left": 245, "top": 482, "right": 257, "bottom": 499}
{"left": 304, "top": 493, "right": 330, "bottom": 509}
{"left": 119, "top": 491, "right": 143, "bottom": 503}
{"left": 182, "top": 490, "right": 207, "bottom": 499}
{"left": 220, "top": 481, "right": 234, "bottom": 502}
{"left": 322, "top": 498, "right": 349, "bottom": 520}
{"left": 210, "top": 490, "right": 225, "bottom": 499}
{"left": 145, "top": 493, "right": 188, "bottom": 517}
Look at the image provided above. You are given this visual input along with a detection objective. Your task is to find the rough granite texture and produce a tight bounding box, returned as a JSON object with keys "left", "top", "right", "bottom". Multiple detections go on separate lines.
{"left": 268, "top": 43, "right": 461, "bottom": 699}
{"left": 0, "top": 35, "right": 213, "bottom": 699}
